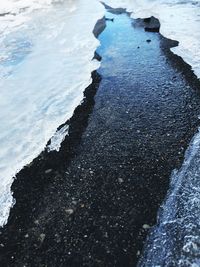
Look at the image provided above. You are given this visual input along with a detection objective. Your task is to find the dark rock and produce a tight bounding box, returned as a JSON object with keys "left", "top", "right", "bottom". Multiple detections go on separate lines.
{"left": 145, "top": 27, "right": 160, "bottom": 32}
{"left": 45, "top": 169, "right": 52, "bottom": 174}
{"left": 146, "top": 39, "right": 151, "bottom": 43}
{"left": 143, "top": 18, "right": 151, "bottom": 23}
{"left": 144, "top": 16, "right": 160, "bottom": 32}
{"left": 93, "top": 51, "right": 102, "bottom": 61}
{"left": 93, "top": 17, "right": 106, "bottom": 38}
{"left": 105, "top": 18, "right": 114, "bottom": 22}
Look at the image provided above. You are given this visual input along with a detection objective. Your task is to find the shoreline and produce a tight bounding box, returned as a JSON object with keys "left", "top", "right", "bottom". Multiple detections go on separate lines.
{"left": 1, "top": 6, "right": 200, "bottom": 267}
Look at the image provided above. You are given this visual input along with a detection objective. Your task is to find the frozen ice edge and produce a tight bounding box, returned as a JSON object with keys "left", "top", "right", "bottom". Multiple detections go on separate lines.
{"left": 0, "top": 0, "right": 105, "bottom": 227}
{"left": 47, "top": 124, "right": 69, "bottom": 152}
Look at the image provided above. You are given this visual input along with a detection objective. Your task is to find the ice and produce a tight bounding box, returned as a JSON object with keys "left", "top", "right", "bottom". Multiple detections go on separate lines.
{"left": 47, "top": 125, "right": 69, "bottom": 152}
{"left": 0, "top": 0, "right": 104, "bottom": 226}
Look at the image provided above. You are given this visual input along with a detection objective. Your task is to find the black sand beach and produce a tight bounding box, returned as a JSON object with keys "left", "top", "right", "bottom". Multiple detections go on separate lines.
{"left": 1, "top": 6, "right": 200, "bottom": 267}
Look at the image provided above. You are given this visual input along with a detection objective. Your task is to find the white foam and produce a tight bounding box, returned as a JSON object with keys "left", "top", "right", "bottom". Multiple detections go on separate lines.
{"left": 105, "top": 0, "right": 200, "bottom": 79}
{"left": 0, "top": 0, "right": 104, "bottom": 226}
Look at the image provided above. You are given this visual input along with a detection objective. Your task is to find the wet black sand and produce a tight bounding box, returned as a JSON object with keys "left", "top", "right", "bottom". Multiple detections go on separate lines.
{"left": 1, "top": 7, "right": 200, "bottom": 267}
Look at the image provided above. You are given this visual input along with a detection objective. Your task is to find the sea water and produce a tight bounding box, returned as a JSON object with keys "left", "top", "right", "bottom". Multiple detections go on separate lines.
{"left": 106, "top": 0, "right": 200, "bottom": 265}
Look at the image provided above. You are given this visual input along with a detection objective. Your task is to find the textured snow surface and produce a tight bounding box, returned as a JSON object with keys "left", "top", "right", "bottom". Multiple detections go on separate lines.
{"left": 0, "top": 0, "right": 104, "bottom": 226}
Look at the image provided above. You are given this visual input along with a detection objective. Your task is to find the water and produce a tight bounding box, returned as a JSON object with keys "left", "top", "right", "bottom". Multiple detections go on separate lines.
{"left": 0, "top": 0, "right": 104, "bottom": 227}
{"left": 105, "top": 1, "right": 200, "bottom": 265}
{"left": 106, "top": 0, "right": 200, "bottom": 79}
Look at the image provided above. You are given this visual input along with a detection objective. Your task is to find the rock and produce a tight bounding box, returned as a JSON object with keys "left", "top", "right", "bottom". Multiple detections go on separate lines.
{"left": 145, "top": 27, "right": 160, "bottom": 32}
{"left": 45, "top": 169, "right": 52, "bottom": 174}
{"left": 146, "top": 39, "right": 151, "bottom": 43}
{"left": 136, "top": 250, "right": 141, "bottom": 256}
{"left": 39, "top": 233, "right": 46, "bottom": 243}
{"left": 65, "top": 208, "right": 74, "bottom": 215}
{"left": 143, "top": 17, "right": 151, "bottom": 23}
{"left": 144, "top": 16, "right": 160, "bottom": 32}
{"left": 118, "top": 178, "right": 124, "bottom": 183}
{"left": 105, "top": 18, "right": 114, "bottom": 22}
{"left": 34, "top": 220, "right": 39, "bottom": 225}
{"left": 93, "top": 17, "right": 106, "bottom": 38}
{"left": 142, "top": 224, "right": 151, "bottom": 230}
{"left": 93, "top": 51, "right": 102, "bottom": 62}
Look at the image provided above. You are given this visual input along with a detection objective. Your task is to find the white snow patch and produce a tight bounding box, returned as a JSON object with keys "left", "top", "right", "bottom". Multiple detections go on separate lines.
{"left": 0, "top": 0, "right": 104, "bottom": 227}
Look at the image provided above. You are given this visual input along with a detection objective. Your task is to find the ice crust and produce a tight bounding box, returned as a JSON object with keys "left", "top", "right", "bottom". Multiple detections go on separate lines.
{"left": 0, "top": 0, "right": 104, "bottom": 227}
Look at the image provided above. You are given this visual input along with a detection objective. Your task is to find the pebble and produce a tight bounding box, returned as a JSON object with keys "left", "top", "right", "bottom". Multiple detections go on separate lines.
{"left": 118, "top": 178, "right": 124, "bottom": 183}
{"left": 142, "top": 224, "right": 151, "bottom": 230}
{"left": 65, "top": 209, "right": 74, "bottom": 215}
{"left": 39, "top": 233, "right": 46, "bottom": 243}
{"left": 45, "top": 169, "right": 52, "bottom": 174}
{"left": 34, "top": 220, "right": 39, "bottom": 225}
{"left": 137, "top": 250, "right": 141, "bottom": 256}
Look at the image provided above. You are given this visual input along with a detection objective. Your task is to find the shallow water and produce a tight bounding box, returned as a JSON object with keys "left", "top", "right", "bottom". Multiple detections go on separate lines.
{"left": 105, "top": 0, "right": 200, "bottom": 78}
{"left": 103, "top": 1, "right": 200, "bottom": 266}
{"left": 96, "top": 11, "right": 200, "bottom": 267}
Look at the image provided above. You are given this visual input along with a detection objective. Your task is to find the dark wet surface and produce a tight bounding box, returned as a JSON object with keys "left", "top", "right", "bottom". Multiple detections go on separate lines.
{"left": 1, "top": 11, "right": 200, "bottom": 267}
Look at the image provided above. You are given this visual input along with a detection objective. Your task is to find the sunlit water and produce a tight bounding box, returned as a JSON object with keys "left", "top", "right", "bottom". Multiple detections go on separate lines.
{"left": 105, "top": 1, "right": 200, "bottom": 266}
{"left": 106, "top": 0, "right": 200, "bottom": 79}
